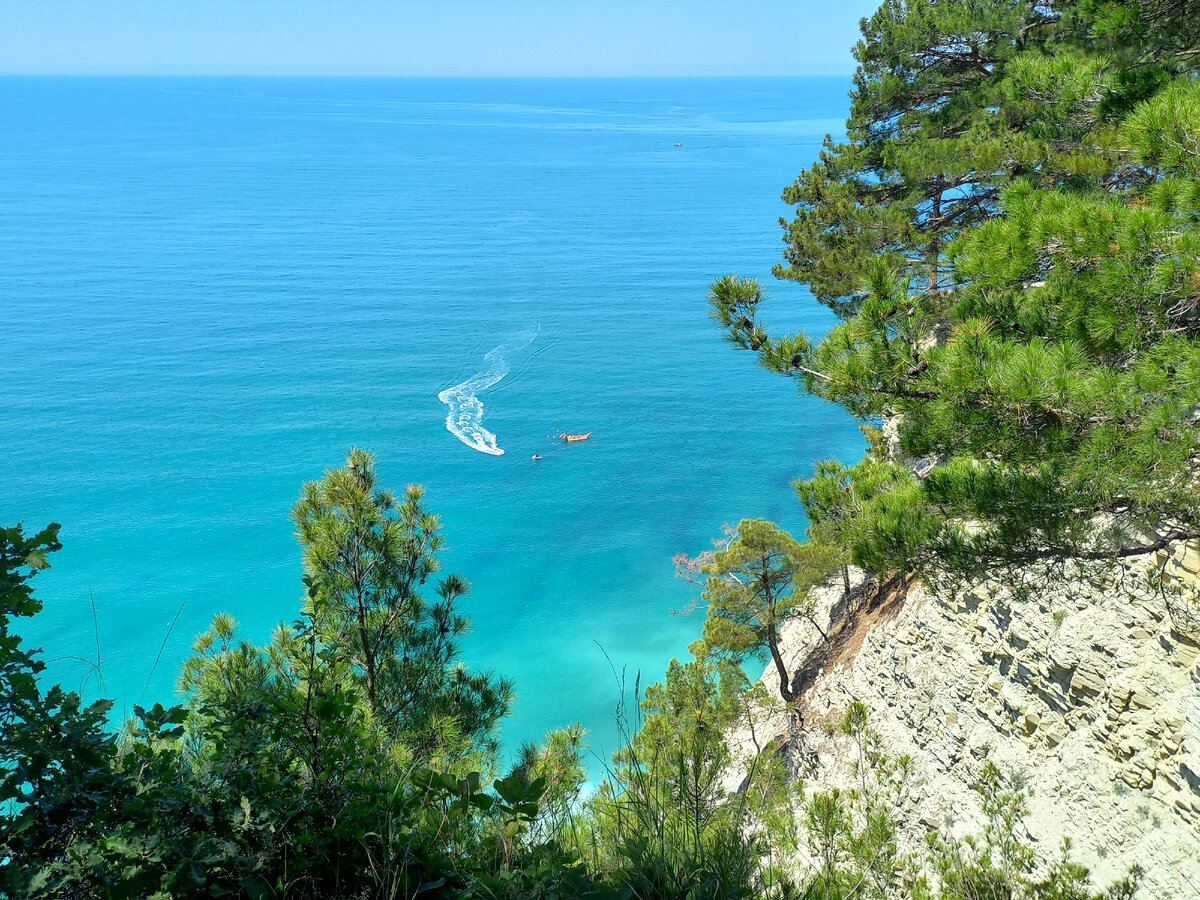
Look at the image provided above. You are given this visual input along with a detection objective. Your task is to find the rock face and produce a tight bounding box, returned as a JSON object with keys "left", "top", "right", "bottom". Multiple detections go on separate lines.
{"left": 756, "top": 558, "right": 1200, "bottom": 899}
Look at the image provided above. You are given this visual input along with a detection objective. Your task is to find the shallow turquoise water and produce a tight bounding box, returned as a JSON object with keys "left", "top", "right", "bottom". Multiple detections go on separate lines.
{"left": 0, "top": 77, "right": 862, "bottom": 767}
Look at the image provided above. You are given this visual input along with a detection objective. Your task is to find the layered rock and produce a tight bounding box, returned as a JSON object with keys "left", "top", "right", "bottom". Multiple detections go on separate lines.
{"left": 740, "top": 556, "right": 1200, "bottom": 898}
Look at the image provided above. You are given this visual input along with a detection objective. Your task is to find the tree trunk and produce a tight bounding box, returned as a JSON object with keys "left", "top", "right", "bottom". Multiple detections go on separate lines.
{"left": 767, "top": 622, "right": 795, "bottom": 703}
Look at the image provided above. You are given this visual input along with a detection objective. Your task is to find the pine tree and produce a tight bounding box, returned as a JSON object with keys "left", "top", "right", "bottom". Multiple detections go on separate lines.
{"left": 292, "top": 448, "right": 512, "bottom": 762}
{"left": 711, "top": 1, "right": 1200, "bottom": 582}
{"left": 775, "top": 0, "right": 1104, "bottom": 313}
{"left": 689, "top": 519, "right": 844, "bottom": 703}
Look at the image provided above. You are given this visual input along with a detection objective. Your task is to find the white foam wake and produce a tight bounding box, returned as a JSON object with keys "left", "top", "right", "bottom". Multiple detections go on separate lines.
{"left": 438, "top": 326, "right": 539, "bottom": 456}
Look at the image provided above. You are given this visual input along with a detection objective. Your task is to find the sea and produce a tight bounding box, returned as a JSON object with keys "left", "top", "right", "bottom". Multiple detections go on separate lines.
{"left": 0, "top": 77, "right": 864, "bottom": 769}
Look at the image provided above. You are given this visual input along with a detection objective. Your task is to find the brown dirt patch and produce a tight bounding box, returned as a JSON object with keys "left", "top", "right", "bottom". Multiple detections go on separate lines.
{"left": 788, "top": 573, "right": 911, "bottom": 704}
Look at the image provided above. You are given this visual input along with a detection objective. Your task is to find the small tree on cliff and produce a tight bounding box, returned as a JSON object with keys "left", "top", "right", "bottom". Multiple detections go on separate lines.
{"left": 292, "top": 448, "right": 511, "bottom": 761}
{"left": 690, "top": 518, "right": 841, "bottom": 704}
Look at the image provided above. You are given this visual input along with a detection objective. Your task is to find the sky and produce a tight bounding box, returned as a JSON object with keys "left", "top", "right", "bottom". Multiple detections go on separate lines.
{"left": 0, "top": 0, "right": 881, "bottom": 76}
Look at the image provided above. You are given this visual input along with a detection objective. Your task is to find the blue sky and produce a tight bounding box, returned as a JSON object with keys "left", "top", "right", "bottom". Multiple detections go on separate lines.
{"left": 0, "top": 0, "right": 881, "bottom": 76}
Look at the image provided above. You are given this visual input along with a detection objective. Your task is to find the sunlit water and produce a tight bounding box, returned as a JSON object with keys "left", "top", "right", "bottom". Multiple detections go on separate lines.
{"left": 0, "top": 77, "right": 862, "bottom": 768}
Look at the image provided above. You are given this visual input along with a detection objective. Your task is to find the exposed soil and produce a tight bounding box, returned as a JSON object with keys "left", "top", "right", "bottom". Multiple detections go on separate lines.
{"left": 788, "top": 572, "right": 911, "bottom": 705}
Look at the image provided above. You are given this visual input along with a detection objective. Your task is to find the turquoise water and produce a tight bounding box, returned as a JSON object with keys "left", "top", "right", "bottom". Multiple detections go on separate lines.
{"left": 0, "top": 77, "right": 862, "bottom": 766}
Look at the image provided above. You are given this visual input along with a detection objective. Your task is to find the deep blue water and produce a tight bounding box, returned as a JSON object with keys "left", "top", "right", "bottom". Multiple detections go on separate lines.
{"left": 0, "top": 77, "right": 862, "bottom": 767}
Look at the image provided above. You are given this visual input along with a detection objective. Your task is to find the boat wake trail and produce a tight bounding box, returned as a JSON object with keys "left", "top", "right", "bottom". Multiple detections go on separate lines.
{"left": 438, "top": 326, "right": 539, "bottom": 456}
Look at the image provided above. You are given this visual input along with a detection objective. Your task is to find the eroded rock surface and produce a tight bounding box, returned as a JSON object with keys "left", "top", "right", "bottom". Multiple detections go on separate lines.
{"left": 740, "top": 559, "right": 1200, "bottom": 898}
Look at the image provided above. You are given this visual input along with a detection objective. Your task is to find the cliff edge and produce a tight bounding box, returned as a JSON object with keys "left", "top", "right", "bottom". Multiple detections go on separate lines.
{"left": 739, "top": 553, "right": 1200, "bottom": 898}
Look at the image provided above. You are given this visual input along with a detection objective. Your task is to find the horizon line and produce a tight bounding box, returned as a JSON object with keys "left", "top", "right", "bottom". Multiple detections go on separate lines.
{"left": 0, "top": 71, "right": 854, "bottom": 79}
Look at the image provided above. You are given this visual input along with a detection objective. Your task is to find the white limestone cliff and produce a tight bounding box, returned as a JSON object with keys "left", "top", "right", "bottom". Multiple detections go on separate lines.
{"left": 733, "top": 554, "right": 1200, "bottom": 898}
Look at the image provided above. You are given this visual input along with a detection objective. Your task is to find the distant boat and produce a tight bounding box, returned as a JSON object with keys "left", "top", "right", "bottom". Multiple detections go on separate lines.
{"left": 674, "top": 143, "right": 682, "bottom": 147}
{"left": 559, "top": 432, "right": 591, "bottom": 443}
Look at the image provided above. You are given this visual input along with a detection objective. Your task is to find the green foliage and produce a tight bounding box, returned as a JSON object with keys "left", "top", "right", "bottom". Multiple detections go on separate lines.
{"left": 0, "top": 462, "right": 566, "bottom": 899}
{"left": 1078, "top": 0, "right": 1200, "bottom": 77}
{"left": 699, "top": 11, "right": 1187, "bottom": 889}
{"left": 774, "top": 0, "right": 1119, "bottom": 312}
{"left": 1124, "top": 77, "right": 1200, "bottom": 176}
{"left": 798, "top": 458, "right": 942, "bottom": 575}
{"left": 8, "top": 2, "right": 1190, "bottom": 895}
{"left": 787, "top": 709, "right": 1138, "bottom": 900}
{"left": 795, "top": 704, "right": 906, "bottom": 900}
{"left": 691, "top": 518, "right": 842, "bottom": 702}
{"left": 579, "top": 650, "right": 797, "bottom": 900}
{"left": 292, "top": 448, "right": 513, "bottom": 767}
{"left": 711, "top": 0, "right": 1200, "bottom": 582}
{"left": 508, "top": 723, "right": 589, "bottom": 845}
{"left": 774, "top": 0, "right": 1197, "bottom": 315}
{"left": 0, "top": 523, "right": 121, "bottom": 898}
{"left": 0, "top": 518, "right": 1145, "bottom": 898}
{"left": 0, "top": 522, "right": 62, "bottom": 696}
{"left": 915, "top": 761, "right": 1143, "bottom": 900}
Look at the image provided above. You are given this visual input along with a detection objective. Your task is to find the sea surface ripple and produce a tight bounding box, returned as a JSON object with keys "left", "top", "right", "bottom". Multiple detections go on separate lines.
{"left": 0, "top": 76, "right": 865, "bottom": 765}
